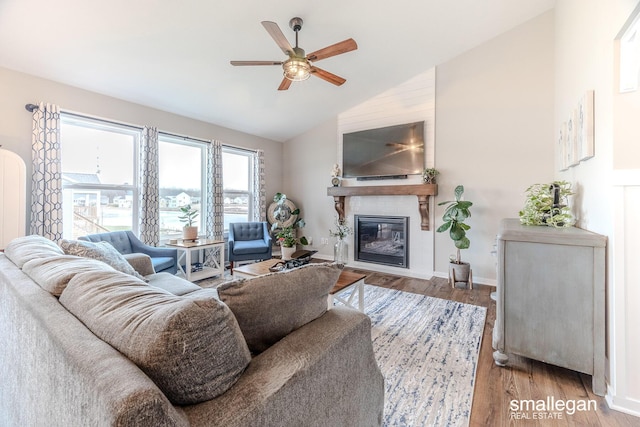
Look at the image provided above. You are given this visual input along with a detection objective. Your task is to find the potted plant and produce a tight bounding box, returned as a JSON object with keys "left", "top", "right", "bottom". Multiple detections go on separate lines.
{"left": 178, "top": 204, "right": 199, "bottom": 241}
{"left": 422, "top": 168, "right": 440, "bottom": 184}
{"left": 437, "top": 185, "right": 473, "bottom": 287}
{"left": 271, "top": 193, "right": 308, "bottom": 260}
{"left": 519, "top": 181, "right": 575, "bottom": 228}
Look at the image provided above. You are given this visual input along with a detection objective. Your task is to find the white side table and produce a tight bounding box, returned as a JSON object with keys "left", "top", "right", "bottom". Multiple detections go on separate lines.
{"left": 166, "top": 239, "right": 225, "bottom": 282}
{"left": 328, "top": 271, "right": 366, "bottom": 312}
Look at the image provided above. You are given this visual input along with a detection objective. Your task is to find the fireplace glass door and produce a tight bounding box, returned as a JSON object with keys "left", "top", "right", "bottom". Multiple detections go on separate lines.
{"left": 354, "top": 215, "right": 409, "bottom": 268}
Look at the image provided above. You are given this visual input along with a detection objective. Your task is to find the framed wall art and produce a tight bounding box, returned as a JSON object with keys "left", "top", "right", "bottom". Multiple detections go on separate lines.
{"left": 577, "top": 90, "right": 594, "bottom": 161}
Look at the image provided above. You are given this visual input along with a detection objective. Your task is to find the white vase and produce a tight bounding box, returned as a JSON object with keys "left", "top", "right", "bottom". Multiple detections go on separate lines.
{"left": 281, "top": 246, "right": 296, "bottom": 260}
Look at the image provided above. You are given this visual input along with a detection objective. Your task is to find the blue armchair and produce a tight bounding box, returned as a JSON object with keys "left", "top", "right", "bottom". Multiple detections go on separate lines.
{"left": 79, "top": 231, "right": 178, "bottom": 274}
{"left": 228, "top": 222, "right": 272, "bottom": 273}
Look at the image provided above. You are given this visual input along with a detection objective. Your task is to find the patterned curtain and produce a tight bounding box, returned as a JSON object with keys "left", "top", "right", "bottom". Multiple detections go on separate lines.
{"left": 252, "top": 149, "right": 266, "bottom": 221}
{"left": 205, "top": 140, "right": 224, "bottom": 240}
{"left": 138, "top": 126, "right": 160, "bottom": 245}
{"left": 204, "top": 140, "right": 224, "bottom": 266}
{"left": 30, "top": 102, "right": 63, "bottom": 241}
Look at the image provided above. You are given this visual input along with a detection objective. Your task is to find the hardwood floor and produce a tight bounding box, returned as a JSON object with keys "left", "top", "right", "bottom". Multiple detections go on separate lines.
{"left": 344, "top": 266, "right": 639, "bottom": 427}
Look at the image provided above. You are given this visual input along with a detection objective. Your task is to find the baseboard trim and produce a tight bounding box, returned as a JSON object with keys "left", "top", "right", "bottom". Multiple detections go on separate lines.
{"left": 605, "top": 388, "right": 640, "bottom": 417}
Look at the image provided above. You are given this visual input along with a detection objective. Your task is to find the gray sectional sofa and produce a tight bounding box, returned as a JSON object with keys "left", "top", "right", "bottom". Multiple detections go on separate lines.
{"left": 0, "top": 235, "right": 384, "bottom": 426}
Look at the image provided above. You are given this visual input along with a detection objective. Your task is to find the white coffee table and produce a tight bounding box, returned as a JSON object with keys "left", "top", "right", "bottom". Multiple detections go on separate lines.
{"left": 166, "top": 239, "right": 225, "bottom": 281}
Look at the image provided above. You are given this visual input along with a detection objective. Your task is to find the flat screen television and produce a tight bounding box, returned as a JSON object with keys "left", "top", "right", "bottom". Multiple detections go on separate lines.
{"left": 342, "top": 121, "right": 425, "bottom": 179}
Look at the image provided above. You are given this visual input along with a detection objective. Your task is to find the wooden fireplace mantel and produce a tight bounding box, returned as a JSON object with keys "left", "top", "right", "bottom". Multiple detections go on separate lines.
{"left": 327, "top": 184, "right": 438, "bottom": 230}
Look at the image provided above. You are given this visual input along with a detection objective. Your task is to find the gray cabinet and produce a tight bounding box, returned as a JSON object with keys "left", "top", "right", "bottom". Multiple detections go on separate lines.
{"left": 492, "top": 218, "right": 606, "bottom": 396}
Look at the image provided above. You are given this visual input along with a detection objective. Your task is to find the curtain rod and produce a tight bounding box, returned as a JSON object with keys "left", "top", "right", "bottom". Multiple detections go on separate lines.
{"left": 24, "top": 103, "right": 258, "bottom": 153}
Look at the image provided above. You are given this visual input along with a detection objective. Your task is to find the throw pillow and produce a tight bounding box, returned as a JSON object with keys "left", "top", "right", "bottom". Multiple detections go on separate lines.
{"left": 59, "top": 239, "right": 147, "bottom": 281}
{"left": 217, "top": 263, "right": 342, "bottom": 353}
{"left": 22, "top": 254, "right": 117, "bottom": 296}
{"left": 59, "top": 270, "right": 251, "bottom": 405}
{"left": 4, "top": 234, "right": 65, "bottom": 268}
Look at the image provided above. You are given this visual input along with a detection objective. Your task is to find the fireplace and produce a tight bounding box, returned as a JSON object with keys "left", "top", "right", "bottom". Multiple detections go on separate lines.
{"left": 354, "top": 215, "right": 409, "bottom": 268}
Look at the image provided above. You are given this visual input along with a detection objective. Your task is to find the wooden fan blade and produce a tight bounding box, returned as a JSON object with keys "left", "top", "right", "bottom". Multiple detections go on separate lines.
{"left": 262, "top": 21, "right": 294, "bottom": 56}
{"left": 278, "top": 77, "right": 292, "bottom": 91}
{"left": 230, "top": 60, "right": 282, "bottom": 66}
{"left": 306, "top": 38, "right": 357, "bottom": 62}
{"left": 310, "top": 66, "right": 346, "bottom": 86}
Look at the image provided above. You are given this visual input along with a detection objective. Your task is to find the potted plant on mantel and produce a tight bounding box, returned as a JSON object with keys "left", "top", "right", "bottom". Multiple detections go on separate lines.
{"left": 271, "top": 193, "right": 308, "bottom": 260}
{"left": 437, "top": 185, "right": 473, "bottom": 288}
{"left": 422, "top": 168, "right": 440, "bottom": 184}
{"left": 178, "top": 204, "right": 199, "bottom": 241}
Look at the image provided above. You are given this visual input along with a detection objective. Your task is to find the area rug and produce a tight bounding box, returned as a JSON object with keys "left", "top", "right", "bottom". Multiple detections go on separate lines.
{"left": 353, "top": 285, "right": 487, "bottom": 427}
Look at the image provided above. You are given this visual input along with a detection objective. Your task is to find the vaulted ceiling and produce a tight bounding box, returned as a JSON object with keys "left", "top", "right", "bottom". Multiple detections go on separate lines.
{"left": 0, "top": 0, "right": 555, "bottom": 141}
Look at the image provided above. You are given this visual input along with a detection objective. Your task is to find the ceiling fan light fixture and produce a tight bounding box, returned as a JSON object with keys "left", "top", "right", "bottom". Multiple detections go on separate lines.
{"left": 283, "top": 58, "right": 311, "bottom": 81}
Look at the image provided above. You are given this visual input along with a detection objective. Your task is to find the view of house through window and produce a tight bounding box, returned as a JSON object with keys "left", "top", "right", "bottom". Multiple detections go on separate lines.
{"left": 158, "top": 135, "right": 205, "bottom": 241}
{"left": 223, "top": 147, "right": 254, "bottom": 229}
{"left": 60, "top": 115, "right": 138, "bottom": 239}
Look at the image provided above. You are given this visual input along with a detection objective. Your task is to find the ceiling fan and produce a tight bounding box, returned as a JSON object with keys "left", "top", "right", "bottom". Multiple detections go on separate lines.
{"left": 230, "top": 17, "right": 357, "bottom": 91}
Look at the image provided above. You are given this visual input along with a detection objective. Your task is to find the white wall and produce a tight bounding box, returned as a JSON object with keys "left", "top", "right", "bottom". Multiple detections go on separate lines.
{"left": 434, "top": 10, "right": 556, "bottom": 282}
{"left": 282, "top": 117, "right": 340, "bottom": 255}
{"left": 0, "top": 66, "right": 283, "bottom": 232}
{"left": 554, "top": 0, "right": 640, "bottom": 415}
{"left": 285, "top": 11, "right": 556, "bottom": 284}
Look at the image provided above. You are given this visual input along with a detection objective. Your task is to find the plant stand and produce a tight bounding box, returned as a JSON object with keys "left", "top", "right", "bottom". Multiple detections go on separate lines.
{"left": 448, "top": 262, "right": 473, "bottom": 289}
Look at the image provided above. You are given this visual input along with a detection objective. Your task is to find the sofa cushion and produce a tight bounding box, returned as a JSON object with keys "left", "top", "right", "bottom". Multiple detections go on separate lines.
{"left": 59, "top": 270, "right": 251, "bottom": 405}
{"left": 4, "top": 235, "right": 65, "bottom": 268}
{"left": 22, "top": 254, "right": 117, "bottom": 296}
{"left": 217, "top": 263, "right": 341, "bottom": 353}
{"left": 232, "top": 240, "right": 270, "bottom": 255}
{"left": 147, "top": 272, "right": 202, "bottom": 296}
{"left": 59, "top": 239, "right": 146, "bottom": 281}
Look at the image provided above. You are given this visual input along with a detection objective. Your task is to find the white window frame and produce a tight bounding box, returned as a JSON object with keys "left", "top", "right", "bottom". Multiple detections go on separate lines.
{"left": 60, "top": 114, "right": 141, "bottom": 237}
{"left": 222, "top": 146, "right": 256, "bottom": 231}
{"left": 158, "top": 134, "right": 208, "bottom": 240}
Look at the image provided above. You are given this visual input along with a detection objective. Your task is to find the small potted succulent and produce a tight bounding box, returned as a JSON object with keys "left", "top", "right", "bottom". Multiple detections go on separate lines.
{"left": 178, "top": 204, "right": 199, "bottom": 241}
{"left": 437, "top": 185, "right": 473, "bottom": 287}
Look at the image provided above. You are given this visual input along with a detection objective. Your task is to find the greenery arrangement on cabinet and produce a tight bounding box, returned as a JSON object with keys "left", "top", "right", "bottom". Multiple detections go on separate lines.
{"left": 271, "top": 193, "right": 308, "bottom": 248}
{"left": 519, "top": 181, "right": 575, "bottom": 228}
{"left": 437, "top": 185, "right": 472, "bottom": 264}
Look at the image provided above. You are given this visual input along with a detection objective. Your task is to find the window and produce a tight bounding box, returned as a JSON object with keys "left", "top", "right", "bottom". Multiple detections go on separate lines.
{"left": 60, "top": 113, "right": 258, "bottom": 240}
{"left": 222, "top": 147, "right": 254, "bottom": 230}
{"left": 60, "top": 115, "right": 138, "bottom": 239}
{"left": 158, "top": 135, "right": 206, "bottom": 241}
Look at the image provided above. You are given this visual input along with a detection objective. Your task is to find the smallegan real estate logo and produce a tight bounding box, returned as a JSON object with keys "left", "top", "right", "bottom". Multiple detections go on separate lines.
{"left": 509, "top": 396, "right": 597, "bottom": 421}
